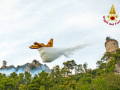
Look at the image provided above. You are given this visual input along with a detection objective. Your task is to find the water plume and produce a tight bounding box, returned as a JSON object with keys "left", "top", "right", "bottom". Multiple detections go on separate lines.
{"left": 38, "top": 44, "right": 88, "bottom": 62}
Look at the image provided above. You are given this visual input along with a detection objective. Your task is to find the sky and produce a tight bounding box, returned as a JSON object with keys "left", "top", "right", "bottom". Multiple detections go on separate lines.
{"left": 0, "top": 0, "right": 120, "bottom": 74}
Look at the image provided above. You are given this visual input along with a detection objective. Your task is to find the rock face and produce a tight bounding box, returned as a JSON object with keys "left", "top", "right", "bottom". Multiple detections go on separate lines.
{"left": 0, "top": 60, "right": 51, "bottom": 73}
{"left": 115, "top": 63, "right": 120, "bottom": 73}
{"left": 1, "top": 65, "right": 15, "bottom": 69}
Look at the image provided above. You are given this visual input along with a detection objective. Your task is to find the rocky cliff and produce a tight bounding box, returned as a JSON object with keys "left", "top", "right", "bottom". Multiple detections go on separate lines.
{"left": 115, "top": 63, "right": 120, "bottom": 73}
{"left": 0, "top": 60, "right": 51, "bottom": 75}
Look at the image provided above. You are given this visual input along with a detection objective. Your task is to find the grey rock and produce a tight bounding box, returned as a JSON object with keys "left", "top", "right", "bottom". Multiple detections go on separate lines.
{"left": 0, "top": 59, "right": 51, "bottom": 73}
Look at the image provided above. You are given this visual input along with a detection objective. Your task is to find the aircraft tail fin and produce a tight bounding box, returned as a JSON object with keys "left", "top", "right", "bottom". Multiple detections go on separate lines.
{"left": 47, "top": 38, "right": 53, "bottom": 47}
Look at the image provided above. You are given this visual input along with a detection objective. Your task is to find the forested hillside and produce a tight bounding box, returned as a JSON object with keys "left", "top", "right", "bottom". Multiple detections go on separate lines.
{"left": 0, "top": 49, "right": 120, "bottom": 90}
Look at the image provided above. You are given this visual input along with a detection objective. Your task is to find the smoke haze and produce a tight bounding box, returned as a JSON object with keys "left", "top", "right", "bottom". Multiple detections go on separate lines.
{"left": 38, "top": 44, "right": 88, "bottom": 62}
{"left": 0, "top": 64, "right": 51, "bottom": 77}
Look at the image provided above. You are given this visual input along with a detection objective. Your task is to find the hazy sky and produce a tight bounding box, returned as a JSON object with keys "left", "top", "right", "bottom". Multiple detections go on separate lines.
{"left": 0, "top": 0, "right": 120, "bottom": 73}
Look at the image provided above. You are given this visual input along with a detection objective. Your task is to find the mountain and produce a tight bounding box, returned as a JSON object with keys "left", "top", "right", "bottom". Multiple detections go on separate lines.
{"left": 0, "top": 60, "right": 51, "bottom": 77}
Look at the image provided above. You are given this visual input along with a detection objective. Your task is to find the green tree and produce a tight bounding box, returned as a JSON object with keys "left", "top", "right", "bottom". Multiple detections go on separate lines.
{"left": 112, "top": 49, "right": 120, "bottom": 63}
{"left": 0, "top": 76, "right": 8, "bottom": 90}
{"left": 18, "top": 84, "right": 27, "bottom": 90}
{"left": 18, "top": 73, "right": 24, "bottom": 84}
{"left": 87, "top": 69, "right": 93, "bottom": 74}
{"left": 2, "top": 73, "right": 6, "bottom": 77}
{"left": 91, "top": 75, "right": 109, "bottom": 90}
{"left": 9, "top": 72, "right": 18, "bottom": 79}
{"left": 0, "top": 73, "right": 3, "bottom": 81}
{"left": 83, "top": 77, "right": 92, "bottom": 84}
{"left": 0, "top": 76, "right": 16, "bottom": 90}
{"left": 9, "top": 72, "right": 19, "bottom": 89}
{"left": 106, "top": 36, "right": 111, "bottom": 41}
{"left": 101, "top": 52, "right": 112, "bottom": 62}
{"left": 39, "top": 86, "right": 45, "bottom": 90}
{"left": 103, "top": 72, "right": 120, "bottom": 90}
{"left": 38, "top": 70, "right": 49, "bottom": 89}
{"left": 14, "top": 73, "right": 25, "bottom": 90}
{"left": 63, "top": 60, "right": 77, "bottom": 76}
{"left": 32, "top": 74, "right": 38, "bottom": 81}
{"left": 96, "top": 60, "right": 103, "bottom": 68}
{"left": 83, "top": 62, "right": 88, "bottom": 73}
{"left": 6, "top": 77, "right": 16, "bottom": 89}
{"left": 49, "top": 69, "right": 55, "bottom": 82}
{"left": 53, "top": 65, "right": 61, "bottom": 79}
{"left": 28, "top": 82, "right": 40, "bottom": 90}
{"left": 90, "top": 69, "right": 97, "bottom": 75}
{"left": 0, "top": 84, "right": 4, "bottom": 90}
{"left": 105, "top": 58, "right": 115, "bottom": 73}
{"left": 24, "top": 71, "right": 32, "bottom": 88}
{"left": 76, "top": 64, "right": 84, "bottom": 74}
{"left": 100, "top": 63, "right": 106, "bottom": 69}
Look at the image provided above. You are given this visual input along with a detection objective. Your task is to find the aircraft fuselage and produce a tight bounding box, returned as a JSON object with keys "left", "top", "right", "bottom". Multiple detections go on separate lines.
{"left": 29, "top": 38, "right": 53, "bottom": 49}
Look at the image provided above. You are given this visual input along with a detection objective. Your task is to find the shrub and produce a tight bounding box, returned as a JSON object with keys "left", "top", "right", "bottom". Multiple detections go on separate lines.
{"left": 91, "top": 75, "right": 109, "bottom": 90}
{"left": 103, "top": 72, "right": 120, "bottom": 90}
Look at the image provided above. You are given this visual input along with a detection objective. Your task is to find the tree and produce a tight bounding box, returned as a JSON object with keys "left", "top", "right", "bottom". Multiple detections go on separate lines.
{"left": 24, "top": 71, "right": 32, "bottom": 87}
{"left": 99, "top": 63, "right": 106, "bottom": 69}
{"left": 106, "top": 36, "right": 111, "bottom": 41}
{"left": 49, "top": 69, "right": 55, "bottom": 82}
{"left": 87, "top": 69, "right": 93, "bottom": 74}
{"left": 6, "top": 78, "right": 16, "bottom": 89}
{"left": 112, "top": 49, "right": 120, "bottom": 63}
{"left": 0, "top": 76, "right": 8, "bottom": 90}
{"left": 39, "top": 86, "right": 45, "bottom": 90}
{"left": 60, "top": 67, "right": 67, "bottom": 77}
{"left": 96, "top": 60, "right": 103, "bottom": 68}
{"left": 27, "top": 82, "right": 40, "bottom": 90}
{"left": 18, "top": 84, "right": 27, "bottom": 90}
{"left": 76, "top": 64, "right": 84, "bottom": 74}
{"left": 38, "top": 70, "right": 48, "bottom": 79}
{"left": 101, "top": 52, "right": 112, "bottom": 62}
{"left": 38, "top": 70, "right": 49, "bottom": 89}
{"left": 0, "top": 76, "right": 16, "bottom": 90}
{"left": 32, "top": 74, "right": 38, "bottom": 81}
{"left": 0, "top": 73, "right": 3, "bottom": 81}
{"left": 103, "top": 72, "right": 120, "bottom": 90}
{"left": 105, "top": 58, "right": 116, "bottom": 73}
{"left": 83, "top": 62, "right": 88, "bottom": 73}
{"left": 18, "top": 73, "right": 24, "bottom": 84}
{"left": 53, "top": 65, "right": 61, "bottom": 79}
{"left": 14, "top": 73, "right": 25, "bottom": 90}
{"left": 63, "top": 60, "right": 77, "bottom": 76}
{"left": 90, "top": 69, "right": 97, "bottom": 75}
{"left": 9, "top": 72, "right": 18, "bottom": 79}
{"left": 2, "top": 74, "right": 6, "bottom": 77}
{"left": 116, "top": 49, "right": 120, "bottom": 55}
{"left": 0, "top": 84, "right": 4, "bottom": 90}
{"left": 91, "top": 75, "right": 109, "bottom": 90}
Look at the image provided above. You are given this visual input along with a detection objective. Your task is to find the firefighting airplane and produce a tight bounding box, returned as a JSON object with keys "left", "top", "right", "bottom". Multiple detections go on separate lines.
{"left": 29, "top": 38, "right": 53, "bottom": 49}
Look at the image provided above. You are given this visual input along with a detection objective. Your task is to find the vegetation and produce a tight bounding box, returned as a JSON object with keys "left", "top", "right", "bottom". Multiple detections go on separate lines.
{"left": 106, "top": 36, "right": 111, "bottom": 41}
{"left": 0, "top": 49, "right": 120, "bottom": 90}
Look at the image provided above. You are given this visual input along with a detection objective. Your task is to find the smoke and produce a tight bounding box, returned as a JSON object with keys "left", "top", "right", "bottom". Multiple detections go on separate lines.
{"left": 38, "top": 44, "right": 88, "bottom": 62}
{"left": 0, "top": 64, "right": 51, "bottom": 77}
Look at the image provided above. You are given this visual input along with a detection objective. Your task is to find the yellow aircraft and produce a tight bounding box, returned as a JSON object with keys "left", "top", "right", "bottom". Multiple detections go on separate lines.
{"left": 29, "top": 38, "right": 53, "bottom": 49}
